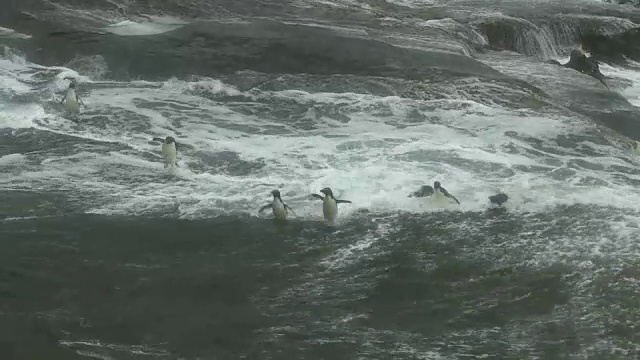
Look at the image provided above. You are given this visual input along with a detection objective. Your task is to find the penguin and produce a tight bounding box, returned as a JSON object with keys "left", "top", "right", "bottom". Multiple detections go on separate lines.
{"left": 409, "top": 181, "right": 460, "bottom": 206}
{"left": 60, "top": 82, "right": 84, "bottom": 113}
{"left": 409, "top": 185, "right": 434, "bottom": 198}
{"left": 152, "top": 136, "right": 179, "bottom": 168}
{"left": 632, "top": 140, "right": 640, "bottom": 155}
{"left": 432, "top": 181, "right": 460, "bottom": 206}
{"left": 259, "top": 189, "right": 296, "bottom": 220}
{"left": 311, "top": 187, "right": 352, "bottom": 225}
{"left": 488, "top": 193, "right": 508, "bottom": 206}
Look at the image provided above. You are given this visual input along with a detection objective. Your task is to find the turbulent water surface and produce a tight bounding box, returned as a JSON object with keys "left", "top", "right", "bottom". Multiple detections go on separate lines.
{"left": 2, "top": 0, "right": 640, "bottom": 359}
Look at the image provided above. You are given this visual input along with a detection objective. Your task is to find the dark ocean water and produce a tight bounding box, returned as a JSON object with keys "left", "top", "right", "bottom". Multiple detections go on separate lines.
{"left": 4, "top": 208, "right": 640, "bottom": 359}
{"left": 3, "top": 0, "right": 640, "bottom": 359}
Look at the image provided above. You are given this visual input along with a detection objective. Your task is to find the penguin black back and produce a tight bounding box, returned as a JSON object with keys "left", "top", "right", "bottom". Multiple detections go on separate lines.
{"left": 409, "top": 185, "right": 434, "bottom": 198}
{"left": 489, "top": 193, "right": 508, "bottom": 206}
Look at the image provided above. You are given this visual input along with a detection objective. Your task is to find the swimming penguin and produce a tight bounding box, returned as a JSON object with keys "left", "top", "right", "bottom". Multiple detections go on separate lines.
{"left": 432, "top": 181, "right": 460, "bottom": 206}
{"left": 152, "top": 136, "right": 179, "bottom": 168}
{"left": 60, "top": 82, "right": 84, "bottom": 112}
{"left": 409, "top": 181, "right": 460, "bottom": 206}
{"left": 409, "top": 185, "right": 434, "bottom": 198}
{"left": 488, "top": 193, "right": 508, "bottom": 206}
{"left": 259, "top": 189, "right": 296, "bottom": 220}
{"left": 311, "top": 187, "right": 352, "bottom": 225}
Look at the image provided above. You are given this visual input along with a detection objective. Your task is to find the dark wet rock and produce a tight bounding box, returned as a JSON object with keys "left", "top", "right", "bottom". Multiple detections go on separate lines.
{"left": 473, "top": 11, "right": 639, "bottom": 58}
{"left": 547, "top": 50, "right": 608, "bottom": 88}
{"left": 581, "top": 27, "right": 640, "bottom": 64}
{"left": 602, "top": 0, "right": 640, "bottom": 6}
{"left": 7, "top": 16, "right": 509, "bottom": 82}
{"left": 477, "top": 18, "right": 543, "bottom": 56}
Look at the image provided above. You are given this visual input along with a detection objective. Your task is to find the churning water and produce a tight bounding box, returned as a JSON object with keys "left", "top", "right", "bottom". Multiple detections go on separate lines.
{"left": 2, "top": 0, "right": 640, "bottom": 358}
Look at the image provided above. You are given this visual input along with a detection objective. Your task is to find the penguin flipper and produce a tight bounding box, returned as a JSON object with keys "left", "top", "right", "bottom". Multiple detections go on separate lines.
{"left": 77, "top": 96, "right": 85, "bottom": 106}
{"left": 311, "top": 194, "right": 324, "bottom": 200}
{"left": 60, "top": 95, "right": 66, "bottom": 104}
{"left": 285, "top": 204, "right": 296, "bottom": 217}
{"left": 259, "top": 204, "right": 272, "bottom": 213}
{"left": 599, "top": 78, "right": 610, "bottom": 90}
{"left": 441, "top": 188, "right": 460, "bottom": 205}
{"left": 336, "top": 199, "right": 352, "bottom": 204}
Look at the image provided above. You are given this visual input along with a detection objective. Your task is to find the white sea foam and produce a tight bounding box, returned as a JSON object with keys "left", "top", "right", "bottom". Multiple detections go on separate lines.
{"left": 383, "top": 0, "right": 437, "bottom": 8}
{"left": 104, "top": 16, "right": 187, "bottom": 36}
{"left": 601, "top": 61, "right": 640, "bottom": 107}
{"left": 0, "top": 26, "right": 31, "bottom": 39}
{"left": 0, "top": 153, "right": 27, "bottom": 165}
{"left": 1, "top": 51, "right": 640, "bottom": 226}
{"left": 0, "top": 103, "right": 48, "bottom": 129}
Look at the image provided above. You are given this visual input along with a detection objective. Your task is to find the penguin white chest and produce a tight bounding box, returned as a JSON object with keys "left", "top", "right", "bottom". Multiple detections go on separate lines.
{"left": 431, "top": 190, "right": 450, "bottom": 208}
{"left": 162, "top": 142, "right": 177, "bottom": 167}
{"left": 272, "top": 199, "right": 288, "bottom": 219}
{"left": 63, "top": 89, "right": 79, "bottom": 111}
{"left": 323, "top": 197, "right": 338, "bottom": 223}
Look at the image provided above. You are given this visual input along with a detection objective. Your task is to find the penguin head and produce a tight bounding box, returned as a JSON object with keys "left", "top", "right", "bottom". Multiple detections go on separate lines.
{"left": 165, "top": 136, "right": 176, "bottom": 144}
{"left": 68, "top": 83, "right": 76, "bottom": 89}
{"left": 271, "top": 189, "right": 281, "bottom": 199}
{"left": 433, "top": 181, "right": 441, "bottom": 190}
{"left": 320, "top": 187, "right": 333, "bottom": 198}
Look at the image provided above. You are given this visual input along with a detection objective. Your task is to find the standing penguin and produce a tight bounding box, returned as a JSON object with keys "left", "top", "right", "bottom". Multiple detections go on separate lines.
{"left": 432, "top": 181, "right": 460, "bottom": 206}
{"left": 259, "top": 189, "right": 296, "bottom": 220}
{"left": 152, "top": 136, "right": 179, "bottom": 168}
{"left": 311, "top": 187, "right": 352, "bottom": 225}
{"left": 60, "top": 82, "right": 84, "bottom": 113}
{"left": 632, "top": 140, "right": 640, "bottom": 155}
